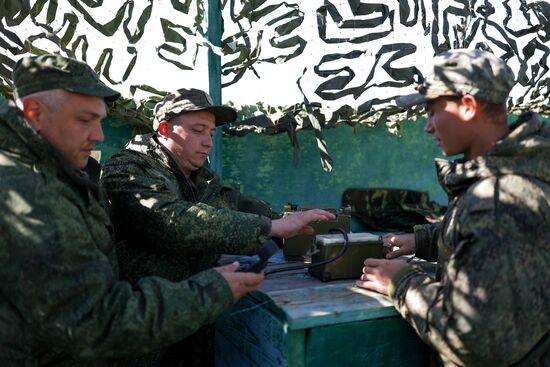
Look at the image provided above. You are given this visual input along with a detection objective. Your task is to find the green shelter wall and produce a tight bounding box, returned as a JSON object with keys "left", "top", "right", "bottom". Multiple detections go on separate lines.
{"left": 95, "top": 118, "right": 134, "bottom": 162}
{"left": 221, "top": 120, "right": 448, "bottom": 212}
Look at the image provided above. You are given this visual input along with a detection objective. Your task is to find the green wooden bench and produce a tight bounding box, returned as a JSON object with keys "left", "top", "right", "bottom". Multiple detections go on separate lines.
{"left": 215, "top": 260, "right": 430, "bottom": 367}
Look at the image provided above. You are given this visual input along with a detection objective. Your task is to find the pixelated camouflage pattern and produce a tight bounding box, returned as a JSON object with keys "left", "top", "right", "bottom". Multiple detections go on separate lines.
{"left": 100, "top": 133, "right": 272, "bottom": 366}
{"left": 13, "top": 54, "right": 120, "bottom": 101}
{"left": 342, "top": 188, "right": 446, "bottom": 232}
{"left": 0, "top": 101, "right": 233, "bottom": 367}
{"left": 390, "top": 111, "right": 550, "bottom": 366}
{"left": 152, "top": 88, "right": 236, "bottom": 129}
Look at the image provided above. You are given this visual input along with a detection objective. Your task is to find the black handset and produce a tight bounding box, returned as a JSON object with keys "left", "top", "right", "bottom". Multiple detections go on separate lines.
{"left": 237, "top": 240, "right": 280, "bottom": 273}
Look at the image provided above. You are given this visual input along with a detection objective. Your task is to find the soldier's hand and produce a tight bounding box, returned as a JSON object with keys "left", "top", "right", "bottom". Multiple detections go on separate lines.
{"left": 356, "top": 258, "right": 408, "bottom": 295}
{"left": 383, "top": 233, "right": 416, "bottom": 259}
{"left": 214, "top": 262, "right": 264, "bottom": 303}
{"left": 269, "top": 209, "right": 336, "bottom": 238}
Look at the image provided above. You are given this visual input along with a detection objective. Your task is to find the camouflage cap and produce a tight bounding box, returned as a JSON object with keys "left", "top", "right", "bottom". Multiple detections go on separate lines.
{"left": 396, "top": 48, "right": 515, "bottom": 108}
{"left": 12, "top": 54, "right": 120, "bottom": 102}
{"left": 152, "top": 88, "right": 237, "bottom": 129}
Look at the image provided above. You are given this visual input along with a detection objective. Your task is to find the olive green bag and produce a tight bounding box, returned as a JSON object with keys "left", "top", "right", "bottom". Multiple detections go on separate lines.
{"left": 342, "top": 188, "right": 446, "bottom": 232}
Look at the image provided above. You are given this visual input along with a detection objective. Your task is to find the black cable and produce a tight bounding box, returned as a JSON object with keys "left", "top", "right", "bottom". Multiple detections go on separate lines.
{"left": 264, "top": 228, "right": 349, "bottom": 276}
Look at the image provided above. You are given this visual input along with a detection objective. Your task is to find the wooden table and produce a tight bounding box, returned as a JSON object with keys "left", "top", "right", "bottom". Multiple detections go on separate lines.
{"left": 215, "top": 253, "right": 430, "bottom": 366}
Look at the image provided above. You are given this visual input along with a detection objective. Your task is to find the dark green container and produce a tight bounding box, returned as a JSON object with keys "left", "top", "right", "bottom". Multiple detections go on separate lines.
{"left": 309, "top": 232, "right": 383, "bottom": 281}
{"left": 283, "top": 206, "right": 351, "bottom": 261}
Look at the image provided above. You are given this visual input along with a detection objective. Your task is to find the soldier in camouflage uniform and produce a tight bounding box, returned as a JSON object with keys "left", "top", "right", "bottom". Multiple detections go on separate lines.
{"left": 0, "top": 54, "right": 265, "bottom": 367}
{"left": 100, "top": 88, "right": 335, "bottom": 366}
{"left": 356, "top": 49, "right": 550, "bottom": 366}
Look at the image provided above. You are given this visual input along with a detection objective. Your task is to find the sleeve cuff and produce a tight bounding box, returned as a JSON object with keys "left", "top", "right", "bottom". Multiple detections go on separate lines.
{"left": 388, "top": 265, "right": 417, "bottom": 301}
{"left": 189, "top": 268, "right": 234, "bottom": 310}
{"left": 258, "top": 216, "right": 272, "bottom": 237}
{"left": 414, "top": 224, "right": 433, "bottom": 260}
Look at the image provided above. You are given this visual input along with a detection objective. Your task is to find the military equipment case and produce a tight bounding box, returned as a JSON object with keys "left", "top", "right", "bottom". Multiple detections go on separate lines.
{"left": 282, "top": 205, "right": 351, "bottom": 261}
{"left": 309, "top": 232, "right": 383, "bottom": 282}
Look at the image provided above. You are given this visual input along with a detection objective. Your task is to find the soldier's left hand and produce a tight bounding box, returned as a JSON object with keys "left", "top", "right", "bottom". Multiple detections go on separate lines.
{"left": 355, "top": 258, "right": 408, "bottom": 295}
{"left": 215, "top": 262, "right": 264, "bottom": 303}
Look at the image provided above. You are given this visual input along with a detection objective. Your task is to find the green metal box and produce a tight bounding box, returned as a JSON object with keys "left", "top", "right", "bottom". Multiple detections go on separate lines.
{"left": 309, "top": 232, "right": 383, "bottom": 281}
{"left": 282, "top": 205, "right": 351, "bottom": 261}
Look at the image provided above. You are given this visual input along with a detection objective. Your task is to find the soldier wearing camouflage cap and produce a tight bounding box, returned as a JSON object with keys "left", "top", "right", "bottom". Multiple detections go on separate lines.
{"left": 395, "top": 48, "right": 515, "bottom": 108}
{"left": 0, "top": 54, "right": 267, "bottom": 366}
{"left": 152, "top": 87, "right": 237, "bottom": 130}
{"left": 100, "top": 88, "right": 335, "bottom": 366}
{"left": 357, "top": 48, "right": 550, "bottom": 366}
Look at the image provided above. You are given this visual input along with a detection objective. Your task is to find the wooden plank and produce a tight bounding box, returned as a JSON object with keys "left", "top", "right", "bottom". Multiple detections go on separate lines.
{"left": 259, "top": 266, "right": 349, "bottom": 293}
{"left": 265, "top": 282, "right": 399, "bottom": 330}
{"left": 242, "top": 253, "right": 436, "bottom": 330}
{"left": 221, "top": 255, "right": 401, "bottom": 330}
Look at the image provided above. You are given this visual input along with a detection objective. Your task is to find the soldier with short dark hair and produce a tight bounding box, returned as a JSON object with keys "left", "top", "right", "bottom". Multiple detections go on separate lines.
{"left": 356, "top": 48, "right": 550, "bottom": 366}
{"left": 0, "top": 54, "right": 266, "bottom": 366}
{"left": 100, "top": 88, "right": 336, "bottom": 366}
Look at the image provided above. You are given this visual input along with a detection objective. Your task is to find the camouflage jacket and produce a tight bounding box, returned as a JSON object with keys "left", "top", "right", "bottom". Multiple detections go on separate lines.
{"left": 100, "top": 133, "right": 272, "bottom": 284}
{"left": 0, "top": 102, "right": 233, "bottom": 367}
{"left": 389, "top": 112, "right": 550, "bottom": 366}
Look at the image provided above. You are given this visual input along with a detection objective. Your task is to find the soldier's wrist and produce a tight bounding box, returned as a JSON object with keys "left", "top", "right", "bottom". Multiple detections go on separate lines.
{"left": 259, "top": 216, "right": 272, "bottom": 238}
{"left": 388, "top": 265, "right": 417, "bottom": 300}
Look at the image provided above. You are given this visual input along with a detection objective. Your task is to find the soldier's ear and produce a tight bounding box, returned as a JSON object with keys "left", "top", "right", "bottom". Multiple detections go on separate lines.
{"left": 21, "top": 98, "right": 46, "bottom": 131}
{"left": 157, "top": 121, "right": 170, "bottom": 137}
{"left": 459, "top": 94, "right": 478, "bottom": 122}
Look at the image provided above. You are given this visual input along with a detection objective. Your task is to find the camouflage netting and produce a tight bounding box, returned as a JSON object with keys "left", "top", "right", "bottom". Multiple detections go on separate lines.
{"left": 1, "top": 0, "right": 549, "bottom": 170}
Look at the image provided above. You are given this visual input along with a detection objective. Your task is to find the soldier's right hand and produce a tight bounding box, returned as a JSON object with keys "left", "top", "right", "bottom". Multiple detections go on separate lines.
{"left": 383, "top": 233, "right": 416, "bottom": 259}
{"left": 214, "top": 262, "right": 264, "bottom": 303}
{"left": 269, "top": 209, "right": 336, "bottom": 238}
